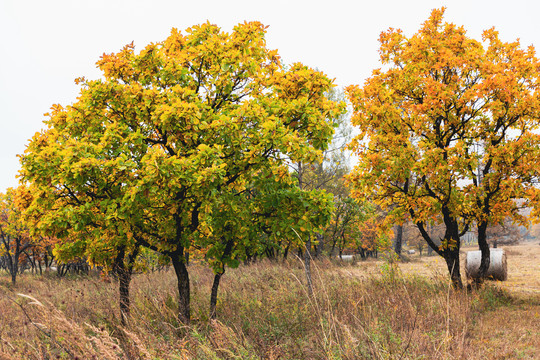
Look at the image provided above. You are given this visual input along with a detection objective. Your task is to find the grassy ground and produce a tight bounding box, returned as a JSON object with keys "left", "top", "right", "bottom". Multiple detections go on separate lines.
{"left": 344, "top": 242, "right": 540, "bottom": 294}
{"left": 0, "top": 242, "right": 538, "bottom": 359}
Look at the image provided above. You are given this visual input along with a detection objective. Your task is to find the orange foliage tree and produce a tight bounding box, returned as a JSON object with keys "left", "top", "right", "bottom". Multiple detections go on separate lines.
{"left": 346, "top": 8, "right": 540, "bottom": 287}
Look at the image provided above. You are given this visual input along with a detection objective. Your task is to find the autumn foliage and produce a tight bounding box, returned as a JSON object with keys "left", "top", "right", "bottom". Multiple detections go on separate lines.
{"left": 1, "top": 10, "right": 540, "bottom": 360}
{"left": 346, "top": 8, "right": 540, "bottom": 286}
{"left": 20, "top": 21, "right": 344, "bottom": 321}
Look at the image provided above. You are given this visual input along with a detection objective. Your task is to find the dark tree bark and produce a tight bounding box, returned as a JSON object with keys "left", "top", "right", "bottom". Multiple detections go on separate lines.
{"left": 10, "top": 256, "right": 17, "bottom": 285}
{"left": 114, "top": 246, "right": 139, "bottom": 325}
{"left": 118, "top": 267, "right": 131, "bottom": 322}
{"left": 443, "top": 247, "right": 463, "bottom": 289}
{"left": 209, "top": 270, "right": 224, "bottom": 319}
{"left": 330, "top": 240, "right": 337, "bottom": 257}
{"left": 414, "top": 207, "right": 464, "bottom": 289}
{"left": 171, "top": 252, "right": 190, "bottom": 324}
{"left": 296, "top": 161, "right": 314, "bottom": 296}
{"left": 208, "top": 237, "right": 234, "bottom": 319}
{"left": 394, "top": 224, "right": 403, "bottom": 257}
{"left": 283, "top": 242, "right": 290, "bottom": 260}
{"left": 358, "top": 247, "right": 366, "bottom": 259}
{"left": 44, "top": 252, "right": 50, "bottom": 271}
{"left": 315, "top": 233, "right": 324, "bottom": 258}
{"left": 3, "top": 246, "right": 15, "bottom": 284}
{"left": 476, "top": 221, "right": 490, "bottom": 284}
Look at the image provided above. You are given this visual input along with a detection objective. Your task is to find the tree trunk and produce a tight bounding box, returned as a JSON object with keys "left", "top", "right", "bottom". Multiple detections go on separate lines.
{"left": 209, "top": 270, "right": 224, "bottom": 319}
{"left": 315, "top": 233, "right": 324, "bottom": 258}
{"left": 415, "top": 213, "right": 463, "bottom": 288}
{"left": 476, "top": 221, "right": 490, "bottom": 284}
{"left": 118, "top": 266, "right": 132, "bottom": 324}
{"left": 12, "top": 243, "right": 20, "bottom": 285}
{"left": 171, "top": 254, "right": 190, "bottom": 324}
{"left": 7, "top": 250, "right": 18, "bottom": 285}
{"left": 208, "top": 238, "right": 233, "bottom": 319}
{"left": 44, "top": 252, "right": 49, "bottom": 271}
{"left": 394, "top": 224, "right": 403, "bottom": 257}
{"left": 443, "top": 247, "right": 463, "bottom": 289}
{"left": 118, "top": 246, "right": 139, "bottom": 325}
{"left": 358, "top": 247, "right": 366, "bottom": 259}
{"left": 28, "top": 251, "right": 35, "bottom": 274}
{"left": 10, "top": 259, "right": 17, "bottom": 285}
{"left": 330, "top": 240, "right": 337, "bottom": 257}
{"left": 283, "top": 242, "right": 290, "bottom": 260}
{"left": 4, "top": 251, "right": 15, "bottom": 285}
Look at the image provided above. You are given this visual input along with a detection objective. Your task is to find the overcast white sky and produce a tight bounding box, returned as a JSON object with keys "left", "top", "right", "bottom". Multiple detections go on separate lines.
{"left": 1, "top": 0, "right": 539, "bottom": 192}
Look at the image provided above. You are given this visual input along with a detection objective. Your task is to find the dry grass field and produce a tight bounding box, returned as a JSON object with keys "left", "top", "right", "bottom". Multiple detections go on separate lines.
{"left": 348, "top": 242, "right": 540, "bottom": 296}
{"left": 0, "top": 242, "right": 538, "bottom": 359}
{"left": 343, "top": 242, "right": 540, "bottom": 293}
{"left": 341, "top": 241, "right": 540, "bottom": 359}
{"left": 407, "top": 242, "right": 540, "bottom": 359}
{"left": 402, "top": 242, "right": 540, "bottom": 294}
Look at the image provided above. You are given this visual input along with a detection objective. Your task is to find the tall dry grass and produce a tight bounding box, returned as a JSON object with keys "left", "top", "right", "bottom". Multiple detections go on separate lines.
{"left": 0, "top": 256, "right": 538, "bottom": 359}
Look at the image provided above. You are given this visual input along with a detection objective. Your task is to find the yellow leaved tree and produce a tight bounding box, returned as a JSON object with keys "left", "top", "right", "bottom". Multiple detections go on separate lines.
{"left": 21, "top": 22, "right": 344, "bottom": 322}
{"left": 346, "top": 8, "right": 540, "bottom": 287}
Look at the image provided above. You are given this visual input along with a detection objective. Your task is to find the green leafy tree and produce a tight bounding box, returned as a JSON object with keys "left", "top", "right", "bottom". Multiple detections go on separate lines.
{"left": 21, "top": 147, "right": 141, "bottom": 323}
{"left": 21, "top": 22, "right": 344, "bottom": 322}
{"left": 201, "top": 169, "right": 333, "bottom": 318}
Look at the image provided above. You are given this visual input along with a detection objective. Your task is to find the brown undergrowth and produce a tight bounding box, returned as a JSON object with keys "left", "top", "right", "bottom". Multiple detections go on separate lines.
{"left": 0, "top": 256, "right": 538, "bottom": 359}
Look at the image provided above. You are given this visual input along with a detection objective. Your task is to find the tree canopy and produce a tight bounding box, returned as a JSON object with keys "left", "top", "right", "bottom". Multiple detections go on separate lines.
{"left": 346, "top": 8, "right": 540, "bottom": 287}
{"left": 20, "top": 21, "right": 344, "bottom": 321}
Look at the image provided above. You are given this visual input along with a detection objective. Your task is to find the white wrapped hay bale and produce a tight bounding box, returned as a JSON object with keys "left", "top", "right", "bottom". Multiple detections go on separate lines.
{"left": 465, "top": 249, "right": 507, "bottom": 281}
{"left": 337, "top": 255, "right": 354, "bottom": 262}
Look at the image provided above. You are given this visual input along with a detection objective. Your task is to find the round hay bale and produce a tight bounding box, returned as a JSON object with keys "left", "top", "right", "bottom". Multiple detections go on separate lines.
{"left": 465, "top": 249, "right": 507, "bottom": 281}
{"left": 337, "top": 255, "right": 355, "bottom": 262}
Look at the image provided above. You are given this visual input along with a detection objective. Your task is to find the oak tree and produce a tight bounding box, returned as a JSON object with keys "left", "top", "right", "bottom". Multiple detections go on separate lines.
{"left": 21, "top": 22, "right": 343, "bottom": 322}
{"left": 346, "top": 8, "right": 540, "bottom": 287}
